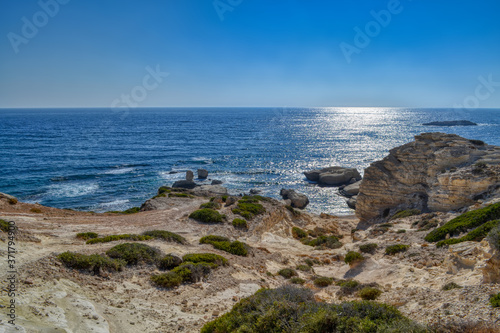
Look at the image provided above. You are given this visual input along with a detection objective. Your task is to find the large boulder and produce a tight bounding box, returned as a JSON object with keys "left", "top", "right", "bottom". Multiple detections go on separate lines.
{"left": 172, "top": 180, "right": 197, "bottom": 189}
{"left": 341, "top": 181, "right": 361, "bottom": 197}
{"left": 304, "top": 167, "right": 361, "bottom": 186}
{"left": 197, "top": 169, "right": 208, "bottom": 179}
{"left": 280, "top": 189, "right": 309, "bottom": 209}
{"left": 191, "top": 185, "right": 227, "bottom": 197}
{"left": 186, "top": 171, "right": 194, "bottom": 181}
{"left": 355, "top": 133, "right": 500, "bottom": 224}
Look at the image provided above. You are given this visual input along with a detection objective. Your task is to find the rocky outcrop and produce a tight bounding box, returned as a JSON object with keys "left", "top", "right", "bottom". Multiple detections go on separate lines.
{"left": 356, "top": 133, "right": 500, "bottom": 223}
{"left": 423, "top": 120, "right": 477, "bottom": 126}
{"left": 280, "top": 189, "right": 309, "bottom": 209}
{"left": 197, "top": 169, "right": 208, "bottom": 179}
{"left": 172, "top": 180, "right": 197, "bottom": 189}
{"left": 186, "top": 170, "right": 194, "bottom": 181}
{"left": 340, "top": 181, "right": 361, "bottom": 197}
{"left": 304, "top": 167, "right": 361, "bottom": 186}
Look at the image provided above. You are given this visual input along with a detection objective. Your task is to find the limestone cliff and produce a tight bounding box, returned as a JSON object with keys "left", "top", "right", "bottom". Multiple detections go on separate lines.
{"left": 356, "top": 133, "right": 500, "bottom": 224}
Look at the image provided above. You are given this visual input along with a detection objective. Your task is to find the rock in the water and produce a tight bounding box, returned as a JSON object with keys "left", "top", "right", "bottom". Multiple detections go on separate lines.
{"left": 280, "top": 189, "right": 309, "bottom": 209}
{"left": 211, "top": 180, "right": 223, "bottom": 185}
{"left": 346, "top": 196, "right": 357, "bottom": 209}
{"left": 423, "top": 120, "right": 477, "bottom": 126}
{"left": 172, "top": 180, "right": 197, "bottom": 189}
{"left": 341, "top": 181, "right": 361, "bottom": 197}
{"left": 197, "top": 169, "right": 208, "bottom": 179}
{"left": 186, "top": 171, "right": 194, "bottom": 181}
{"left": 304, "top": 166, "right": 361, "bottom": 186}
{"left": 355, "top": 133, "right": 500, "bottom": 223}
{"left": 249, "top": 189, "right": 260, "bottom": 194}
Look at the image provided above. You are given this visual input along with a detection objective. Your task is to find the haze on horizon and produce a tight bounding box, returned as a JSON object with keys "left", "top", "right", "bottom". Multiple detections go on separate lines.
{"left": 1, "top": 0, "right": 500, "bottom": 109}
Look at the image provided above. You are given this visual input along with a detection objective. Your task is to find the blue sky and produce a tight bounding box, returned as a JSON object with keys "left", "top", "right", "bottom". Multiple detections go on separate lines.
{"left": 1, "top": 0, "right": 499, "bottom": 108}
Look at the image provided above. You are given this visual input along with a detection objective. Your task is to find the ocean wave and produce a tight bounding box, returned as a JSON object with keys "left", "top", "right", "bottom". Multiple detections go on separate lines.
{"left": 47, "top": 183, "right": 99, "bottom": 198}
{"left": 103, "top": 167, "right": 135, "bottom": 175}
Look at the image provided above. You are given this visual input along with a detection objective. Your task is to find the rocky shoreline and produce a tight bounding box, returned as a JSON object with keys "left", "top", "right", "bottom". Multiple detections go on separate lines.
{"left": 0, "top": 132, "right": 499, "bottom": 332}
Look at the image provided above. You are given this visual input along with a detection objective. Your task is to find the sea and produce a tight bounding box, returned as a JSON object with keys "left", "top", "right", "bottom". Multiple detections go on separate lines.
{"left": 1, "top": 107, "right": 499, "bottom": 216}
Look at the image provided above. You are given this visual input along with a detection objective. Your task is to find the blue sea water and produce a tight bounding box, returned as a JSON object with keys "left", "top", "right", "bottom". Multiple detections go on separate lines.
{"left": 0, "top": 107, "right": 499, "bottom": 215}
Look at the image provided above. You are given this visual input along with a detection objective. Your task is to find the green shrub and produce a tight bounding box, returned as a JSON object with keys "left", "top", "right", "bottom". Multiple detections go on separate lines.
{"left": 142, "top": 230, "right": 187, "bottom": 244}
{"left": 301, "top": 235, "right": 343, "bottom": 249}
{"left": 200, "top": 201, "right": 221, "bottom": 209}
{"left": 397, "top": 229, "right": 406, "bottom": 234}
{"left": 57, "top": 251, "right": 125, "bottom": 274}
{"left": 241, "top": 195, "right": 268, "bottom": 202}
{"left": 359, "top": 243, "right": 378, "bottom": 254}
{"left": 442, "top": 282, "right": 462, "bottom": 291}
{"left": 232, "top": 218, "right": 248, "bottom": 229}
{"left": 292, "top": 227, "right": 308, "bottom": 239}
{"left": 385, "top": 244, "right": 410, "bottom": 255}
{"left": 200, "top": 286, "right": 423, "bottom": 333}
{"left": 358, "top": 287, "right": 382, "bottom": 300}
{"left": 314, "top": 276, "right": 333, "bottom": 287}
{"left": 169, "top": 193, "right": 194, "bottom": 198}
{"left": 200, "top": 235, "right": 248, "bottom": 256}
{"left": 425, "top": 203, "right": 500, "bottom": 242}
{"left": 278, "top": 268, "right": 297, "bottom": 279}
{"left": 106, "top": 243, "right": 161, "bottom": 265}
{"left": 107, "top": 207, "right": 140, "bottom": 214}
{"left": 151, "top": 271, "right": 183, "bottom": 288}
{"left": 296, "top": 264, "right": 311, "bottom": 272}
{"left": 189, "top": 209, "right": 225, "bottom": 223}
{"left": 232, "top": 202, "right": 265, "bottom": 220}
{"left": 30, "top": 208, "right": 43, "bottom": 213}
{"left": 86, "top": 234, "right": 152, "bottom": 244}
{"left": 221, "top": 195, "right": 228, "bottom": 202}
{"left": 290, "top": 277, "right": 305, "bottom": 285}
{"left": 336, "top": 279, "right": 360, "bottom": 289}
{"left": 0, "top": 219, "right": 13, "bottom": 233}
{"left": 490, "top": 292, "right": 500, "bottom": 308}
{"left": 379, "top": 223, "right": 393, "bottom": 228}
{"left": 344, "top": 251, "right": 364, "bottom": 265}
{"left": 182, "top": 253, "right": 228, "bottom": 267}
{"left": 304, "top": 258, "right": 320, "bottom": 267}
{"left": 157, "top": 254, "right": 183, "bottom": 270}
{"left": 436, "top": 219, "right": 500, "bottom": 247}
{"left": 171, "top": 262, "right": 213, "bottom": 283}
{"left": 389, "top": 209, "right": 421, "bottom": 221}
{"left": 8, "top": 198, "right": 17, "bottom": 205}
{"left": 487, "top": 225, "right": 500, "bottom": 251}
{"left": 76, "top": 232, "right": 98, "bottom": 240}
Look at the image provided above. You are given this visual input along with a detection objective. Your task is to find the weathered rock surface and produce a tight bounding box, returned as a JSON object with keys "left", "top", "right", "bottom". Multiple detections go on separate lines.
{"left": 172, "top": 179, "right": 197, "bottom": 189}
{"left": 191, "top": 185, "right": 228, "bottom": 197}
{"left": 356, "top": 133, "right": 500, "bottom": 223}
{"left": 186, "top": 170, "right": 194, "bottom": 181}
{"left": 341, "top": 181, "right": 361, "bottom": 197}
{"left": 280, "top": 189, "right": 309, "bottom": 209}
{"left": 423, "top": 120, "right": 478, "bottom": 126}
{"left": 197, "top": 169, "right": 208, "bottom": 179}
{"left": 211, "top": 180, "right": 223, "bottom": 185}
{"left": 346, "top": 196, "right": 357, "bottom": 209}
{"left": 304, "top": 167, "right": 361, "bottom": 186}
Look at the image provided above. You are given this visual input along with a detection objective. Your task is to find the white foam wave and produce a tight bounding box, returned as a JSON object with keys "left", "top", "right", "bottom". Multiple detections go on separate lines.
{"left": 103, "top": 167, "right": 135, "bottom": 175}
{"left": 47, "top": 183, "right": 99, "bottom": 198}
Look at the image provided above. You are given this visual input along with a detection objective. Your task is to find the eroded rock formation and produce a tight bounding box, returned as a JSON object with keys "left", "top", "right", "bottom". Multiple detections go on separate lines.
{"left": 356, "top": 133, "right": 500, "bottom": 223}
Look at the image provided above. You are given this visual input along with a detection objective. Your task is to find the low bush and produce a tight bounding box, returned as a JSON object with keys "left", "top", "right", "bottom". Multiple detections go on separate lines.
{"left": 232, "top": 218, "right": 248, "bottom": 229}
{"left": 200, "top": 235, "right": 248, "bottom": 256}
{"left": 290, "top": 277, "right": 305, "bottom": 285}
{"left": 286, "top": 205, "right": 301, "bottom": 217}
{"left": 200, "top": 202, "right": 221, "bottom": 209}
{"left": 86, "top": 234, "right": 152, "bottom": 244}
{"left": 301, "top": 235, "right": 343, "bottom": 249}
{"left": 169, "top": 193, "right": 194, "bottom": 198}
{"left": 171, "top": 262, "right": 212, "bottom": 283}
{"left": 201, "top": 286, "right": 424, "bottom": 333}
{"left": 358, "top": 287, "right": 382, "bottom": 300}
{"left": 470, "top": 139, "right": 485, "bottom": 146}
{"left": 151, "top": 271, "right": 183, "bottom": 288}
{"left": 389, "top": 209, "right": 421, "bottom": 221}
{"left": 278, "top": 268, "right": 297, "bottom": 279}
{"left": 336, "top": 279, "right": 360, "bottom": 289}
{"left": 314, "top": 276, "right": 333, "bottom": 287}
{"left": 106, "top": 243, "right": 161, "bottom": 265}
{"left": 359, "top": 243, "right": 378, "bottom": 254}
{"left": 425, "top": 202, "right": 500, "bottom": 242}
{"left": 442, "top": 282, "right": 462, "bottom": 291}
{"left": 157, "top": 254, "right": 183, "bottom": 270}
{"left": 0, "top": 219, "right": 12, "bottom": 232}
{"left": 76, "top": 232, "right": 98, "bottom": 240}
{"left": 292, "top": 227, "right": 308, "bottom": 239}
{"left": 182, "top": 253, "right": 228, "bottom": 267}
{"left": 385, "top": 244, "right": 410, "bottom": 255}
{"left": 304, "top": 258, "right": 320, "bottom": 267}
{"left": 107, "top": 207, "right": 140, "bottom": 214}
{"left": 232, "top": 202, "right": 265, "bottom": 220}
{"left": 30, "top": 208, "right": 43, "bottom": 213}
{"left": 8, "top": 198, "right": 17, "bottom": 205}
{"left": 296, "top": 264, "right": 311, "bottom": 272}
{"left": 344, "top": 251, "right": 364, "bottom": 265}
{"left": 142, "top": 230, "right": 187, "bottom": 244}
{"left": 437, "top": 219, "right": 500, "bottom": 247}
{"left": 189, "top": 209, "right": 225, "bottom": 223}
{"left": 490, "top": 292, "right": 500, "bottom": 308}
{"left": 397, "top": 229, "right": 406, "bottom": 234}
{"left": 57, "top": 251, "right": 125, "bottom": 274}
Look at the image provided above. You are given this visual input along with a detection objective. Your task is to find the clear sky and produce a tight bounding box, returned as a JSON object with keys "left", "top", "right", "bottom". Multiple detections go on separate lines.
{"left": 1, "top": 0, "right": 500, "bottom": 108}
